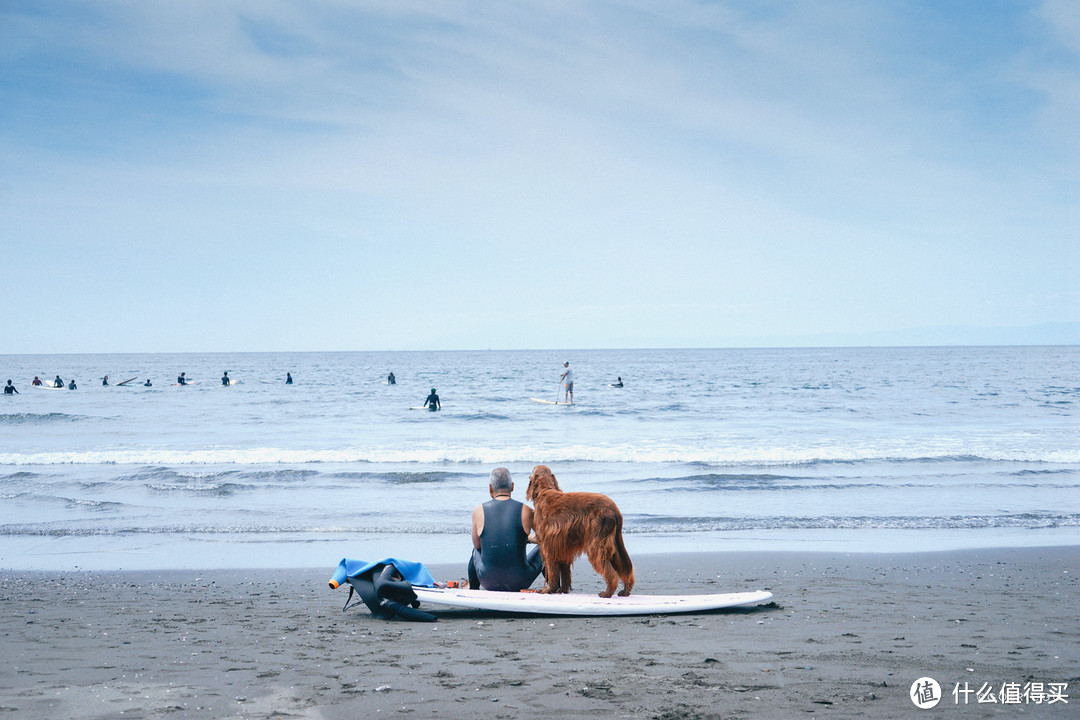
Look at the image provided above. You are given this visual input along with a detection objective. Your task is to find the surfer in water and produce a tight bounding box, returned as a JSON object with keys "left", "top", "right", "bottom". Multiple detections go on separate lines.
{"left": 68, "top": 379, "right": 77, "bottom": 390}
{"left": 613, "top": 376, "right": 623, "bottom": 387}
{"left": 31, "top": 376, "right": 42, "bottom": 386}
{"left": 222, "top": 371, "right": 230, "bottom": 386}
{"left": 387, "top": 372, "right": 396, "bottom": 385}
{"left": 286, "top": 372, "right": 293, "bottom": 385}
{"left": 177, "top": 372, "right": 187, "bottom": 386}
{"left": 53, "top": 375, "right": 63, "bottom": 388}
{"left": 102, "top": 375, "right": 109, "bottom": 386}
{"left": 4, "top": 380, "right": 17, "bottom": 395}
{"left": 144, "top": 379, "right": 152, "bottom": 387}
{"left": 468, "top": 467, "right": 544, "bottom": 592}
{"left": 423, "top": 388, "right": 440, "bottom": 411}
{"left": 560, "top": 361, "right": 574, "bottom": 404}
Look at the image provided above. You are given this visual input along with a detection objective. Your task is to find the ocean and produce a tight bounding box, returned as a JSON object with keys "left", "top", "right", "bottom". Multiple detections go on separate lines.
{"left": 1, "top": 346, "right": 1077, "bottom": 571}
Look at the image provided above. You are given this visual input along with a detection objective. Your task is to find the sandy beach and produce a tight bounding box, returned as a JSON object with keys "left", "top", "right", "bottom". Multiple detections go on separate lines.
{"left": 2, "top": 546, "right": 1076, "bottom": 719}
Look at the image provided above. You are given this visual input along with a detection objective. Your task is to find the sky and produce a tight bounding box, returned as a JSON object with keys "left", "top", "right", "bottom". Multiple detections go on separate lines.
{"left": 2, "top": 0, "right": 1078, "bottom": 353}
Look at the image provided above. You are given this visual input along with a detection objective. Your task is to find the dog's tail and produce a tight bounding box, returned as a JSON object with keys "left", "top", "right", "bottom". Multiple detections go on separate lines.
{"left": 611, "top": 515, "right": 635, "bottom": 588}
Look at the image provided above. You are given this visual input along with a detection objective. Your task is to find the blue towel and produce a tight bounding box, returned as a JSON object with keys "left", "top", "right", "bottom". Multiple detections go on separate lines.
{"left": 329, "top": 557, "right": 436, "bottom": 589}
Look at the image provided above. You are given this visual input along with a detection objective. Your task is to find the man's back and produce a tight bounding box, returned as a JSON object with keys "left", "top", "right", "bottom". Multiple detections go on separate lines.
{"left": 475, "top": 498, "right": 533, "bottom": 591}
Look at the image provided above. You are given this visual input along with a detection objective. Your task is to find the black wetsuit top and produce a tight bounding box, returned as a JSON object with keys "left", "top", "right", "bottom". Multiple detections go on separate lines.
{"left": 4, "top": 384, "right": 16, "bottom": 395}
{"left": 425, "top": 393, "right": 439, "bottom": 410}
{"left": 474, "top": 499, "right": 538, "bottom": 591}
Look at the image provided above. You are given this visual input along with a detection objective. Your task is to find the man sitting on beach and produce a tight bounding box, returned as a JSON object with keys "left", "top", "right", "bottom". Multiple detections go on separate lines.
{"left": 468, "top": 467, "right": 544, "bottom": 592}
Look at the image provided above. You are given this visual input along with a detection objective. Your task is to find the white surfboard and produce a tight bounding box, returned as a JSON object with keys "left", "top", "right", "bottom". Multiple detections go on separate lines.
{"left": 410, "top": 587, "right": 772, "bottom": 616}
{"left": 530, "top": 398, "right": 570, "bottom": 405}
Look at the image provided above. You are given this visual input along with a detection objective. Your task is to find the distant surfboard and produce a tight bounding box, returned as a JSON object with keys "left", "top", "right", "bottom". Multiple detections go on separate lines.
{"left": 530, "top": 398, "right": 570, "bottom": 405}
{"left": 115, "top": 377, "right": 139, "bottom": 386}
{"left": 411, "top": 587, "right": 773, "bottom": 616}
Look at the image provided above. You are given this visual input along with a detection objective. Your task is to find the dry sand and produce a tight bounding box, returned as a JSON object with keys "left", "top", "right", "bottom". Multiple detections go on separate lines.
{"left": 2, "top": 547, "right": 1077, "bottom": 719}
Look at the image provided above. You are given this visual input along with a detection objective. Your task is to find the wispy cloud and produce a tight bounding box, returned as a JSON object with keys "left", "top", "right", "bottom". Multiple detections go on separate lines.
{"left": 2, "top": 1, "right": 1076, "bottom": 351}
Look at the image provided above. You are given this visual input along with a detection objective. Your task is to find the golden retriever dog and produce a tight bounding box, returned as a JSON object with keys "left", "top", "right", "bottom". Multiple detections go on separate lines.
{"left": 525, "top": 465, "right": 634, "bottom": 597}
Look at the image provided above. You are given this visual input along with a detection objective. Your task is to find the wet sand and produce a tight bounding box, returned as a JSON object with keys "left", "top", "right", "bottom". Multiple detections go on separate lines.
{"left": 2, "top": 547, "right": 1077, "bottom": 718}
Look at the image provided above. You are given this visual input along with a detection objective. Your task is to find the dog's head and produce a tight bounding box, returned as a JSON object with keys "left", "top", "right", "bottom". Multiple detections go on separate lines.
{"left": 526, "top": 464, "right": 561, "bottom": 501}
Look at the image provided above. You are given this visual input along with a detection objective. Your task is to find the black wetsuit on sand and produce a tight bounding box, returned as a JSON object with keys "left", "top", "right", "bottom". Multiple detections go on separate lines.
{"left": 468, "top": 498, "right": 544, "bottom": 591}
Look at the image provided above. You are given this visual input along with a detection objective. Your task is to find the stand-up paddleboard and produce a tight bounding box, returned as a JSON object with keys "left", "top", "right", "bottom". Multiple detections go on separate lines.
{"left": 530, "top": 398, "right": 571, "bottom": 405}
{"left": 410, "top": 587, "right": 773, "bottom": 616}
{"left": 115, "top": 377, "right": 139, "bottom": 386}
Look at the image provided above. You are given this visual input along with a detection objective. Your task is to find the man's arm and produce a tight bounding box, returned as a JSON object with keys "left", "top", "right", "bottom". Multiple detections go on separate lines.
{"left": 521, "top": 504, "right": 536, "bottom": 542}
{"left": 471, "top": 504, "right": 484, "bottom": 550}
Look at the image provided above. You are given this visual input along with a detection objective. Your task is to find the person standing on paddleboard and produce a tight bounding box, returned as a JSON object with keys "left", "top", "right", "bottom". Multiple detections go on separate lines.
{"left": 468, "top": 467, "right": 544, "bottom": 591}
{"left": 560, "top": 361, "right": 574, "bottom": 404}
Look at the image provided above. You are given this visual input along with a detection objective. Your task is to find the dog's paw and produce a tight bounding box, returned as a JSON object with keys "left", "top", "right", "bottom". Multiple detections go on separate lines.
{"left": 617, "top": 589, "right": 631, "bottom": 597}
{"left": 598, "top": 590, "right": 613, "bottom": 598}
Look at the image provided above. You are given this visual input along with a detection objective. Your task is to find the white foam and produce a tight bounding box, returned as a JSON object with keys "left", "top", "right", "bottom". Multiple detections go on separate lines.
{"left": 1, "top": 444, "right": 1076, "bottom": 466}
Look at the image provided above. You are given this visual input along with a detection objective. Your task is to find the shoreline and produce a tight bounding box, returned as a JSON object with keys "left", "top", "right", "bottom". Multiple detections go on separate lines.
{"left": 3, "top": 546, "right": 1077, "bottom": 718}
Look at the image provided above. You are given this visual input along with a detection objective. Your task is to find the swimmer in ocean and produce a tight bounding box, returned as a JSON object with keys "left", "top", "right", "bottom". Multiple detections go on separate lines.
{"left": 144, "top": 379, "right": 152, "bottom": 387}
{"left": 388, "top": 372, "right": 396, "bottom": 385}
{"left": 286, "top": 372, "right": 293, "bottom": 384}
{"left": 4, "top": 380, "right": 18, "bottom": 395}
{"left": 102, "top": 375, "right": 109, "bottom": 386}
{"left": 222, "top": 371, "right": 230, "bottom": 386}
{"left": 68, "top": 379, "right": 77, "bottom": 390}
{"left": 423, "top": 388, "right": 441, "bottom": 411}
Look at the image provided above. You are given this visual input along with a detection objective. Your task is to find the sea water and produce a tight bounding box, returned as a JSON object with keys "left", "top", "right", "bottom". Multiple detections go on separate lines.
{"left": 1, "top": 346, "right": 1077, "bottom": 571}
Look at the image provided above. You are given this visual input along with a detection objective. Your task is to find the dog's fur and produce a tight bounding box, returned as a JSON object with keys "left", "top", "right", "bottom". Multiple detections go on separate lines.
{"left": 526, "top": 465, "right": 634, "bottom": 598}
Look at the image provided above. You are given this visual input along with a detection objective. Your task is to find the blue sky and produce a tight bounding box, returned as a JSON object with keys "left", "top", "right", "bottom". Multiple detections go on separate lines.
{"left": 2, "top": 0, "right": 1078, "bottom": 352}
